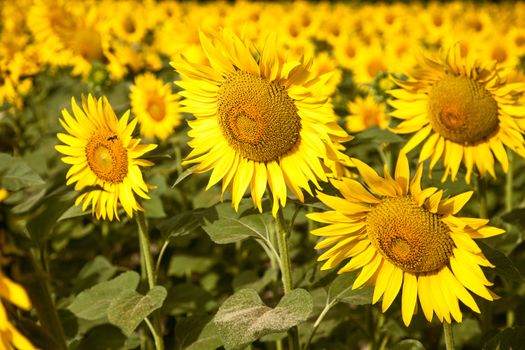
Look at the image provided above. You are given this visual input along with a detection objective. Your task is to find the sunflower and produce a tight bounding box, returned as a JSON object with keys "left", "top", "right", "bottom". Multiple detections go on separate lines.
{"left": 171, "top": 29, "right": 351, "bottom": 216}
{"left": 55, "top": 95, "right": 157, "bottom": 221}
{"left": 346, "top": 95, "right": 389, "bottom": 133}
{"left": 0, "top": 272, "right": 35, "bottom": 350}
{"left": 130, "top": 73, "right": 181, "bottom": 141}
{"left": 307, "top": 153, "right": 504, "bottom": 326}
{"left": 389, "top": 45, "right": 525, "bottom": 183}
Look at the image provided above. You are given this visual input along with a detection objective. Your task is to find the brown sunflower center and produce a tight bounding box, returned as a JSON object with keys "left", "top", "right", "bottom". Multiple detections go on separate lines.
{"left": 85, "top": 131, "right": 128, "bottom": 183}
{"left": 428, "top": 75, "right": 499, "bottom": 145}
{"left": 217, "top": 70, "right": 301, "bottom": 162}
{"left": 146, "top": 96, "right": 166, "bottom": 121}
{"left": 366, "top": 196, "right": 454, "bottom": 274}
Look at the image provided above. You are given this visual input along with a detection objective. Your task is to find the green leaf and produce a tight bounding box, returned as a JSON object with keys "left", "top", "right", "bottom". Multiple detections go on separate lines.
{"left": 73, "top": 256, "right": 117, "bottom": 293}
{"left": 351, "top": 128, "right": 405, "bottom": 145}
{"left": 501, "top": 208, "right": 525, "bottom": 229}
{"left": 68, "top": 271, "right": 140, "bottom": 320}
{"left": 168, "top": 255, "right": 215, "bottom": 277}
{"left": 26, "top": 191, "right": 77, "bottom": 244}
{"left": 328, "top": 271, "right": 373, "bottom": 305}
{"left": 201, "top": 201, "right": 272, "bottom": 244}
{"left": 76, "top": 325, "right": 128, "bottom": 350}
{"left": 484, "top": 327, "right": 525, "bottom": 350}
{"left": 0, "top": 153, "right": 45, "bottom": 191}
{"left": 172, "top": 165, "right": 198, "bottom": 187}
{"left": 162, "top": 283, "right": 217, "bottom": 316}
{"left": 175, "top": 316, "right": 222, "bottom": 350}
{"left": 214, "top": 288, "right": 313, "bottom": 350}
{"left": 478, "top": 242, "right": 523, "bottom": 282}
{"left": 142, "top": 192, "right": 166, "bottom": 219}
{"left": 391, "top": 339, "right": 426, "bottom": 350}
{"left": 157, "top": 209, "right": 206, "bottom": 240}
{"left": 107, "top": 286, "right": 167, "bottom": 336}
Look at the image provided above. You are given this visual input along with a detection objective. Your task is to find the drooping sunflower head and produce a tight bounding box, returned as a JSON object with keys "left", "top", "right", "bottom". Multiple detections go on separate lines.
{"left": 308, "top": 153, "right": 504, "bottom": 326}
{"left": 389, "top": 44, "right": 525, "bottom": 183}
{"left": 130, "top": 73, "right": 181, "bottom": 141}
{"left": 55, "top": 94, "right": 157, "bottom": 221}
{"left": 171, "top": 29, "right": 351, "bottom": 216}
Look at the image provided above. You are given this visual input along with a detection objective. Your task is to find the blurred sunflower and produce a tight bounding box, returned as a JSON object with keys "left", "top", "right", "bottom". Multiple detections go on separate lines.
{"left": 0, "top": 272, "right": 35, "bottom": 350}
{"left": 172, "top": 29, "right": 351, "bottom": 216}
{"left": 55, "top": 95, "right": 157, "bottom": 220}
{"left": 130, "top": 73, "right": 181, "bottom": 141}
{"left": 0, "top": 189, "right": 8, "bottom": 203}
{"left": 346, "top": 95, "right": 389, "bottom": 133}
{"left": 308, "top": 153, "right": 503, "bottom": 326}
{"left": 389, "top": 45, "right": 525, "bottom": 183}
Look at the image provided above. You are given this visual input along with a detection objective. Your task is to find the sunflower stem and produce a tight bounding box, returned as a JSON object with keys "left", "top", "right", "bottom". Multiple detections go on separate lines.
{"left": 505, "top": 152, "right": 513, "bottom": 213}
{"left": 443, "top": 322, "right": 455, "bottom": 350}
{"left": 26, "top": 251, "right": 68, "bottom": 350}
{"left": 136, "top": 210, "right": 165, "bottom": 350}
{"left": 477, "top": 176, "right": 488, "bottom": 219}
{"left": 275, "top": 205, "right": 299, "bottom": 350}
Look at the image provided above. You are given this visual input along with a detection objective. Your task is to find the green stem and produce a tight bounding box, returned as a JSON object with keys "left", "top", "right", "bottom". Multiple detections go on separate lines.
{"left": 477, "top": 176, "right": 488, "bottom": 219}
{"left": 443, "top": 322, "right": 455, "bottom": 350}
{"left": 304, "top": 302, "right": 332, "bottom": 350}
{"left": 275, "top": 207, "right": 293, "bottom": 295}
{"left": 136, "top": 210, "right": 165, "bottom": 350}
{"left": 505, "top": 152, "right": 513, "bottom": 213}
{"left": 275, "top": 206, "right": 299, "bottom": 350}
{"left": 26, "top": 252, "right": 67, "bottom": 350}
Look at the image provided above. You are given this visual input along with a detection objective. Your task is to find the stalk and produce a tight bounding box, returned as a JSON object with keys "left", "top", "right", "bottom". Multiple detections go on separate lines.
{"left": 135, "top": 210, "right": 165, "bottom": 350}
{"left": 275, "top": 206, "right": 299, "bottom": 350}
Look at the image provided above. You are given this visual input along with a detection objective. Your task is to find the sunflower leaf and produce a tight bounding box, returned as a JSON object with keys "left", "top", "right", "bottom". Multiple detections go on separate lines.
{"left": 201, "top": 201, "right": 272, "bottom": 244}
{"left": 328, "top": 271, "right": 373, "bottom": 306}
{"left": 484, "top": 327, "right": 525, "bottom": 350}
{"left": 391, "top": 339, "right": 426, "bottom": 350}
{"left": 214, "top": 288, "right": 313, "bottom": 350}
{"left": 68, "top": 271, "right": 140, "bottom": 321}
{"left": 478, "top": 242, "right": 523, "bottom": 282}
{"left": 107, "top": 286, "right": 167, "bottom": 336}
{"left": 172, "top": 165, "right": 198, "bottom": 187}
{"left": 0, "top": 153, "right": 45, "bottom": 191}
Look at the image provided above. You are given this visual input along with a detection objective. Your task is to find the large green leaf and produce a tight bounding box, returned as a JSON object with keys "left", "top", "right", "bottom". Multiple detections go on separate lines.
{"left": 478, "top": 242, "right": 523, "bottom": 282}
{"left": 328, "top": 271, "right": 374, "bottom": 306}
{"left": 107, "top": 286, "right": 167, "bottom": 336}
{"left": 68, "top": 271, "right": 140, "bottom": 321}
{"left": 26, "top": 190, "right": 77, "bottom": 244}
{"left": 391, "top": 339, "right": 426, "bottom": 350}
{"left": 174, "top": 316, "right": 222, "bottom": 350}
{"left": 484, "top": 327, "right": 525, "bottom": 350}
{"left": 201, "top": 201, "right": 272, "bottom": 244}
{"left": 157, "top": 209, "right": 206, "bottom": 240}
{"left": 0, "top": 153, "right": 45, "bottom": 191}
{"left": 214, "top": 288, "right": 313, "bottom": 350}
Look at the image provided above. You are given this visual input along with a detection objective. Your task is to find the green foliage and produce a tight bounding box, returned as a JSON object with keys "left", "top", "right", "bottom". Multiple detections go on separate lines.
{"left": 107, "top": 286, "right": 167, "bottom": 336}
{"left": 214, "top": 289, "right": 313, "bottom": 350}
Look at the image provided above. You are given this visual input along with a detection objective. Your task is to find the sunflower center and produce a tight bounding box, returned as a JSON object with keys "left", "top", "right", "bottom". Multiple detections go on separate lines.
{"left": 146, "top": 97, "right": 166, "bottom": 121}
{"left": 71, "top": 29, "right": 104, "bottom": 61}
{"left": 366, "top": 196, "right": 454, "bottom": 274}
{"left": 428, "top": 75, "right": 499, "bottom": 145}
{"left": 217, "top": 70, "right": 301, "bottom": 162}
{"left": 85, "top": 131, "right": 129, "bottom": 183}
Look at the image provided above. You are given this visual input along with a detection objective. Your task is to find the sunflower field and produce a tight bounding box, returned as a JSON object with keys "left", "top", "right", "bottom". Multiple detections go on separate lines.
{"left": 2, "top": 1, "right": 525, "bottom": 349}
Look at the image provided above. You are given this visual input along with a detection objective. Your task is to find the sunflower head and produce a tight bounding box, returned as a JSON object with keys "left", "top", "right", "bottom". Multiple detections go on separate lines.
{"left": 55, "top": 94, "right": 157, "bottom": 220}
{"left": 130, "top": 73, "right": 181, "bottom": 140}
{"left": 171, "top": 29, "right": 350, "bottom": 216}
{"left": 308, "top": 152, "right": 504, "bottom": 326}
{"left": 389, "top": 44, "right": 525, "bottom": 183}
